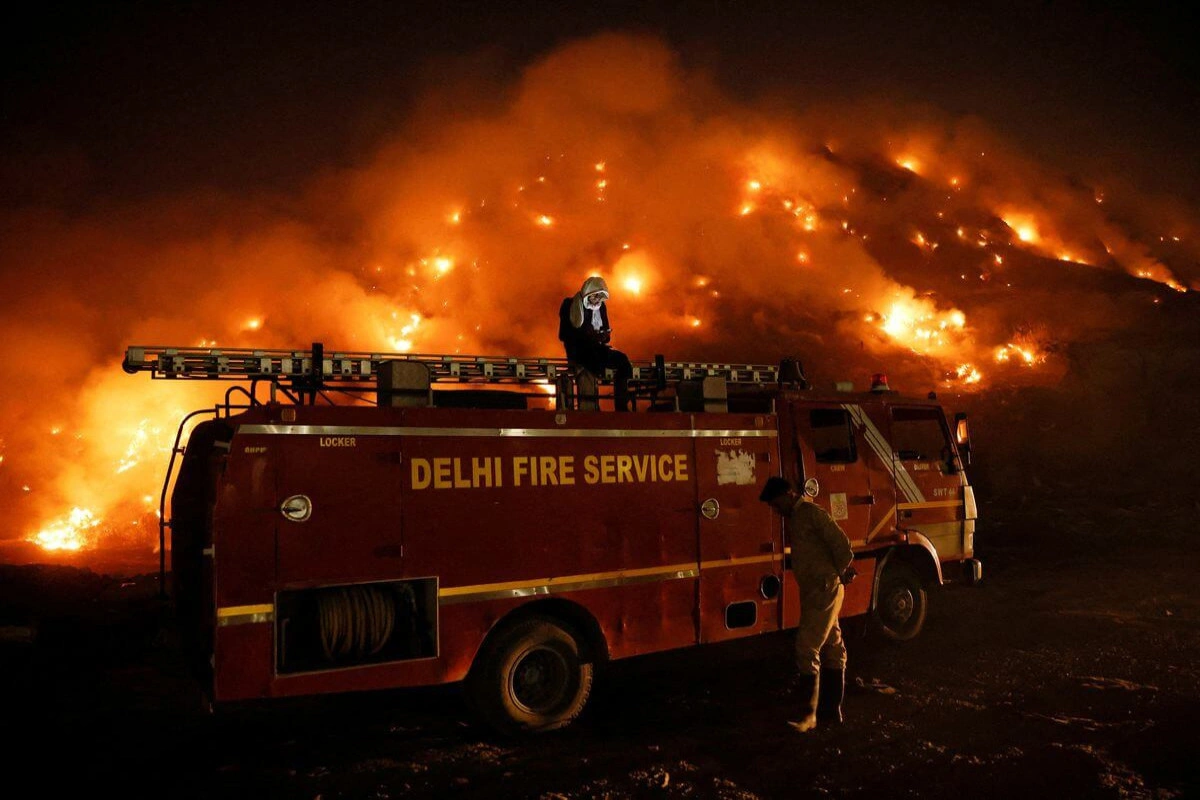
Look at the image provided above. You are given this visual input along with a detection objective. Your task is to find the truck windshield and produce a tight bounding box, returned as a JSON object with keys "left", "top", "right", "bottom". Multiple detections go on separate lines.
{"left": 891, "top": 407, "right": 950, "bottom": 462}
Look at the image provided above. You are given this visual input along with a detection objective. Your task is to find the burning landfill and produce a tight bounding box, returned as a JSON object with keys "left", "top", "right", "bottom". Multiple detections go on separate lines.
{"left": 0, "top": 33, "right": 1195, "bottom": 560}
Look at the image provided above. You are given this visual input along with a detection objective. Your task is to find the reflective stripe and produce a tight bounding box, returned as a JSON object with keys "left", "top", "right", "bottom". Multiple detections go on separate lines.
{"left": 842, "top": 405, "right": 925, "bottom": 503}
{"left": 439, "top": 553, "right": 783, "bottom": 605}
{"left": 698, "top": 553, "right": 781, "bottom": 570}
{"left": 216, "top": 603, "right": 274, "bottom": 626}
{"left": 439, "top": 562, "right": 698, "bottom": 605}
{"left": 239, "top": 424, "right": 777, "bottom": 439}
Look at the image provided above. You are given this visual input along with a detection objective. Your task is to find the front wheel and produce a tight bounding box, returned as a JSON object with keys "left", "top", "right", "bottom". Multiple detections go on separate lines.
{"left": 466, "top": 616, "right": 593, "bottom": 735}
{"left": 872, "top": 561, "right": 928, "bottom": 642}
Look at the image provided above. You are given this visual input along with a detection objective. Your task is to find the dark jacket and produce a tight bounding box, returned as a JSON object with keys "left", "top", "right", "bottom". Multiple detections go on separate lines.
{"left": 558, "top": 297, "right": 612, "bottom": 364}
{"left": 786, "top": 500, "right": 854, "bottom": 596}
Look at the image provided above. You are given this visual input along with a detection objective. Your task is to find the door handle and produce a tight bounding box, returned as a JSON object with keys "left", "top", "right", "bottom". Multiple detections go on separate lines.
{"left": 850, "top": 494, "right": 875, "bottom": 505}
{"left": 280, "top": 495, "right": 312, "bottom": 522}
{"left": 700, "top": 498, "right": 720, "bottom": 520}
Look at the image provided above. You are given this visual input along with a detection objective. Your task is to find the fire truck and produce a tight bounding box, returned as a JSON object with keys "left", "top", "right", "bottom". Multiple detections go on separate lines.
{"left": 124, "top": 343, "right": 980, "bottom": 733}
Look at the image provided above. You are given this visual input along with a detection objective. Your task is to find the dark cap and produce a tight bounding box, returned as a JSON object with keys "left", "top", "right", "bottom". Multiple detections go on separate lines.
{"left": 759, "top": 476, "right": 791, "bottom": 503}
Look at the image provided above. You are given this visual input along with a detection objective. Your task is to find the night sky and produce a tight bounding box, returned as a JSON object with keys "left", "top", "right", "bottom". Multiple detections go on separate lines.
{"left": 4, "top": 1, "right": 1198, "bottom": 207}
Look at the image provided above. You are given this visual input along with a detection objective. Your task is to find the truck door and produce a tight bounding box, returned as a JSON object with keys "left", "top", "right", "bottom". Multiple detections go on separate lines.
{"left": 694, "top": 426, "right": 780, "bottom": 643}
{"left": 275, "top": 434, "right": 404, "bottom": 587}
{"left": 889, "top": 406, "right": 967, "bottom": 559}
{"left": 791, "top": 403, "right": 874, "bottom": 545}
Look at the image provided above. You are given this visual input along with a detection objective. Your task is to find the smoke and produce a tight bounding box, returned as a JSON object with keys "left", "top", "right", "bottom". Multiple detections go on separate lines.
{"left": 0, "top": 32, "right": 1195, "bottom": 554}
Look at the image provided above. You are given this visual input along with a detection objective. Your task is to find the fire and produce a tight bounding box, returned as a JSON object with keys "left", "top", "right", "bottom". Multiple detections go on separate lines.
{"left": 995, "top": 343, "right": 1045, "bottom": 366}
{"left": 954, "top": 364, "right": 982, "bottom": 384}
{"left": 1002, "top": 212, "right": 1040, "bottom": 244}
{"left": 32, "top": 507, "right": 100, "bottom": 551}
{"left": 869, "top": 297, "right": 968, "bottom": 356}
{"left": 5, "top": 32, "right": 1195, "bottom": 561}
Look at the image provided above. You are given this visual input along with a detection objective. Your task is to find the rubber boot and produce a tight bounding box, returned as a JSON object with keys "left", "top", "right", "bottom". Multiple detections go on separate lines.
{"left": 787, "top": 673, "right": 819, "bottom": 733}
{"left": 816, "top": 668, "right": 845, "bottom": 725}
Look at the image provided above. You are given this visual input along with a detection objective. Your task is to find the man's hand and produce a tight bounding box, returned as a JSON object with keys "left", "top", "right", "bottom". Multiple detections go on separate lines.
{"left": 840, "top": 566, "right": 858, "bottom": 585}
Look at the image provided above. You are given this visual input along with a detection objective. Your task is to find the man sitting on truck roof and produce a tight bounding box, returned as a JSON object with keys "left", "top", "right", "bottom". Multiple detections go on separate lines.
{"left": 558, "top": 276, "right": 633, "bottom": 411}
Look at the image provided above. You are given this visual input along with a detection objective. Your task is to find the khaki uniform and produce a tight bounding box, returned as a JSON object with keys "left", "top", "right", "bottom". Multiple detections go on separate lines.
{"left": 787, "top": 499, "right": 854, "bottom": 675}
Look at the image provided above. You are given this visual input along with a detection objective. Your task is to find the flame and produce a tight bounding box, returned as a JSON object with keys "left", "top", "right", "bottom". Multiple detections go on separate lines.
{"left": 5, "top": 32, "right": 1196, "bottom": 561}
{"left": 954, "top": 364, "right": 982, "bottom": 384}
{"left": 869, "top": 297, "right": 968, "bottom": 356}
{"left": 995, "top": 343, "right": 1045, "bottom": 366}
{"left": 1002, "top": 211, "right": 1040, "bottom": 244}
{"left": 32, "top": 507, "right": 100, "bottom": 551}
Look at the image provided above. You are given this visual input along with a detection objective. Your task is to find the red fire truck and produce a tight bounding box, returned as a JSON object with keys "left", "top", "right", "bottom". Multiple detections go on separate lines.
{"left": 124, "top": 344, "right": 980, "bottom": 733}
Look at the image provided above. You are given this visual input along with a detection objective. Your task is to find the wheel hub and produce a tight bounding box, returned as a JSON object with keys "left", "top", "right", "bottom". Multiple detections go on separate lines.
{"left": 511, "top": 646, "right": 569, "bottom": 713}
{"left": 886, "top": 588, "right": 914, "bottom": 625}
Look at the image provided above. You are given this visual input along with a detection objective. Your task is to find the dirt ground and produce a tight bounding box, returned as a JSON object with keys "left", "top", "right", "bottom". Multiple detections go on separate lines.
{"left": 2, "top": 492, "right": 1197, "bottom": 799}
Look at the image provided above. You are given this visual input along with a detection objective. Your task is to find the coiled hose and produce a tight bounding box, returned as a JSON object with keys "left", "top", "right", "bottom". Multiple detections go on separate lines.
{"left": 318, "top": 585, "right": 397, "bottom": 662}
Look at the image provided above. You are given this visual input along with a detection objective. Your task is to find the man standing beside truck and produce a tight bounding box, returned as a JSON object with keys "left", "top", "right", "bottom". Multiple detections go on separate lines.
{"left": 760, "top": 476, "right": 857, "bottom": 732}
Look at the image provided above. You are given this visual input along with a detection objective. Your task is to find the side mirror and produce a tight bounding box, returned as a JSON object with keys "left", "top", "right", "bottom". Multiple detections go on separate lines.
{"left": 954, "top": 412, "right": 972, "bottom": 466}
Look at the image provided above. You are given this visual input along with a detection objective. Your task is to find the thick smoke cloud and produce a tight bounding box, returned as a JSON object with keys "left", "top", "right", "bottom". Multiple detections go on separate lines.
{"left": 0, "top": 33, "right": 1193, "bottom": 555}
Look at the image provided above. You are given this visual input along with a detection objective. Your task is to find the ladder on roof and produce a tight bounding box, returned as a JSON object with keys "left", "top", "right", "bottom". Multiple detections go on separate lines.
{"left": 122, "top": 345, "right": 781, "bottom": 385}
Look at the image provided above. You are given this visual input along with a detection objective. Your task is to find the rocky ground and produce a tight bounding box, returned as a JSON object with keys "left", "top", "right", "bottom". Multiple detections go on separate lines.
{"left": 2, "top": 492, "right": 1197, "bottom": 799}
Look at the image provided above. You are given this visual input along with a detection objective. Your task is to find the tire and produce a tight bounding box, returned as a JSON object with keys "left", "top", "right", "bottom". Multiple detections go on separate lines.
{"left": 466, "top": 616, "right": 593, "bottom": 735}
{"left": 872, "top": 561, "right": 928, "bottom": 642}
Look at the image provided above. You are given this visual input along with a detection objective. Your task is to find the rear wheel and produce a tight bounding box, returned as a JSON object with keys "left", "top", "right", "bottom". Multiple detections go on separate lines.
{"left": 466, "top": 616, "right": 593, "bottom": 735}
{"left": 872, "top": 561, "right": 928, "bottom": 642}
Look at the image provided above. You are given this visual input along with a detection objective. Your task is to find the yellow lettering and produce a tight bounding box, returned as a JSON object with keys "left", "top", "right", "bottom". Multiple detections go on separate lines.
{"left": 453, "top": 458, "right": 470, "bottom": 489}
{"left": 433, "top": 458, "right": 453, "bottom": 489}
{"left": 411, "top": 458, "right": 431, "bottom": 490}
{"left": 513, "top": 456, "right": 529, "bottom": 487}
{"left": 616, "top": 454, "right": 633, "bottom": 483}
{"left": 600, "top": 454, "right": 616, "bottom": 484}
{"left": 559, "top": 455, "right": 575, "bottom": 485}
{"left": 633, "top": 455, "right": 650, "bottom": 481}
{"left": 658, "top": 454, "right": 674, "bottom": 481}
{"left": 674, "top": 454, "right": 688, "bottom": 482}
{"left": 539, "top": 455, "right": 559, "bottom": 486}
{"left": 494, "top": 456, "right": 503, "bottom": 487}
{"left": 471, "top": 457, "right": 493, "bottom": 488}
{"left": 583, "top": 455, "right": 599, "bottom": 484}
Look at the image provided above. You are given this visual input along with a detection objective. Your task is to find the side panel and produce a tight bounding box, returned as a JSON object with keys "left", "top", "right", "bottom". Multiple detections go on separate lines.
{"left": 694, "top": 420, "right": 781, "bottom": 643}
{"left": 398, "top": 411, "right": 702, "bottom": 665}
